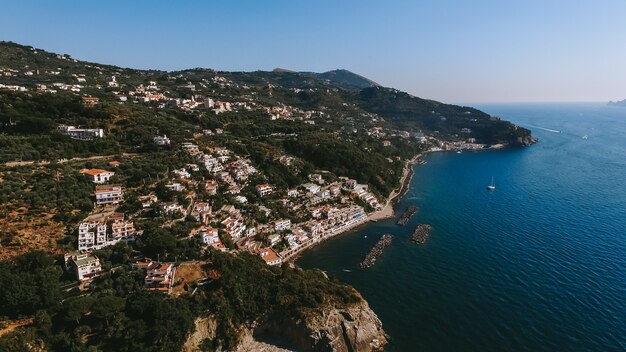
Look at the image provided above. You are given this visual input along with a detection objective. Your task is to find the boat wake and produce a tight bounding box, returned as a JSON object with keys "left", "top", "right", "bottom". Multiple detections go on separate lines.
{"left": 523, "top": 124, "right": 561, "bottom": 133}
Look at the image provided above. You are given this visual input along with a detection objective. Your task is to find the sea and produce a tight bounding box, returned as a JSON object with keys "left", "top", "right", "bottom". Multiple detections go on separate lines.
{"left": 297, "top": 103, "right": 626, "bottom": 351}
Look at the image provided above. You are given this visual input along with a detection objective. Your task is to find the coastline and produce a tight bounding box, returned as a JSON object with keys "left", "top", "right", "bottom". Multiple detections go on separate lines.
{"left": 287, "top": 151, "right": 425, "bottom": 263}
{"left": 367, "top": 152, "right": 422, "bottom": 222}
{"left": 288, "top": 142, "right": 526, "bottom": 263}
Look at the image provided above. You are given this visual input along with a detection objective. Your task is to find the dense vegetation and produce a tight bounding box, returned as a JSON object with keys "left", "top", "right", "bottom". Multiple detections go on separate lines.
{"left": 358, "top": 86, "right": 532, "bottom": 144}
{"left": 0, "top": 250, "right": 359, "bottom": 351}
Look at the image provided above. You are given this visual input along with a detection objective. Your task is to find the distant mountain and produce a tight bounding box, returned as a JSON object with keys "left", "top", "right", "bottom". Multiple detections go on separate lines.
{"left": 270, "top": 68, "right": 379, "bottom": 91}
{"left": 310, "top": 69, "right": 380, "bottom": 90}
{"left": 272, "top": 67, "right": 296, "bottom": 73}
{"left": 358, "top": 86, "right": 536, "bottom": 145}
{"left": 608, "top": 99, "right": 626, "bottom": 107}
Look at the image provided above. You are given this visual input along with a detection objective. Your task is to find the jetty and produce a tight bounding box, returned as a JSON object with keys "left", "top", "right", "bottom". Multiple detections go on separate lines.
{"left": 359, "top": 234, "right": 394, "bottom": 268}
{"left": 396, "top": 205, "right": 418, "bottom": 226}
{"left": 411, "top": 224, "right": 432, "bottom": 244}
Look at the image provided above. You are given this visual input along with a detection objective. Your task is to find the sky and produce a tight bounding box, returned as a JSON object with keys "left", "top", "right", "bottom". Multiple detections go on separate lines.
{"left": 1, "top": 0, "right": 626, "bottom": 103}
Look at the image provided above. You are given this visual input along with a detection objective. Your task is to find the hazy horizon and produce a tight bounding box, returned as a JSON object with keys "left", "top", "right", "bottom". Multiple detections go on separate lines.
{"left": 2, "top": 0, "right": 625, "bottom": 104}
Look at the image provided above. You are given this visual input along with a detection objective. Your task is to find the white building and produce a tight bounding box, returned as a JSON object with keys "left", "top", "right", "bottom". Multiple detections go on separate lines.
{"left": 80, "top": 169, "right": 115, "bottom": 184}
{"left": 144, "top": 263, "right": 176, "bottom": 294}
{"left": 64, "top": 251, "right": 102, "bottom": 281}
{"left": 111, "top": 219, "right": 136, "bottom": 242}
{"left": 58, "top": 125, "right": 104, "bottom": 140}
{"left": 108, "top": 75, "right": 119, "bottom": 88}
{"left": 274, "top": 219, "right": 291, "bottom": 231}
{"left": 181, "top": 142, "right": 200, "bottom": 155}
{"left": 95, "top": 185, "right": 124, "bottom": 205}
{"left": 198, "top": 227, "right": 226, "bottom": 251}
{"left": 222, "top": 217, "right": 246, "bottom": 240}
{"left": 161, "top": 202, "right": 184, "bottom": 214}
{"left": 154, "top": 135, "right": 171, "bottom": 146}
{"left": 78, "top": 222, "right": 108, "bottom": 251}
{"left": 256, "top": 184, "right": 273, "bottom": 197}
{"left": 173, "top": 168, "right": 191, "bottom": 179}
{"left": 302, "top": 183, "right": 321, "bottom": 194}
{"left": 165, "top": 183, "right": 184, "bottom": 192}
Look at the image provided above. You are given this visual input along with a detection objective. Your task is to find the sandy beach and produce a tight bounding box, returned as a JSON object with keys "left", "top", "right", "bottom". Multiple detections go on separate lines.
{"left": 367, "top": 152, "right": 423, "bottom": 222}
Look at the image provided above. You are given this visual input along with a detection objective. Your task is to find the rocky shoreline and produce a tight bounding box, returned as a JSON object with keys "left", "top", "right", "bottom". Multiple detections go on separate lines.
{"left": 360, "top": 234, "right": 394, "bottom": 269}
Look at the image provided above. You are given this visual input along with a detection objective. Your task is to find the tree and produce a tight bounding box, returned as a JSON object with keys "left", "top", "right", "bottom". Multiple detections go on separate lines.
{"left": 91, "top": 295, "right": 125, "bottom": 328}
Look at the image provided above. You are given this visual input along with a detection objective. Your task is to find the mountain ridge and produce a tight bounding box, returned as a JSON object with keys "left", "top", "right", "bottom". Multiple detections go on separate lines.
{"left": 608, "top": 99, "right": 626, "bottom": 107}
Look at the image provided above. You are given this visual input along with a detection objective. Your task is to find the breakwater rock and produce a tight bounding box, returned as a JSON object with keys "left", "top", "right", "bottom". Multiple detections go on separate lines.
{"left": 360, "top": 234, "right": 393, "bottom": 268}
{"left": 411, "top": 224, "right": 432, "bottom": 244}
{"left": 396, "top": 205, "right": 418, "bottom": 226}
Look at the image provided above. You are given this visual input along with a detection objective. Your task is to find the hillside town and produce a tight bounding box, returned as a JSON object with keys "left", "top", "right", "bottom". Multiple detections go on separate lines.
{"left": 0, "top": 36, "right": 535, "bottom": 351}
{"left": 66, "top": 137, "right": 381, "bottom": 286}
{"left": 0, "top": 42, "right": 518, "bottom": 289}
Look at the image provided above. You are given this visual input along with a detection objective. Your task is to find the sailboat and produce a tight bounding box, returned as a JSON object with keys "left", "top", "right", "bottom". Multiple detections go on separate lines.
{"left": 487, "top": 177, "right": 496, "bottom": 190}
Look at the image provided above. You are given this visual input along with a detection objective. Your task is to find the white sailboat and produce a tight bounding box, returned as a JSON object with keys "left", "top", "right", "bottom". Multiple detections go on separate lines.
{"left": 487, "top": 177, "right": 496, "bottom": 191}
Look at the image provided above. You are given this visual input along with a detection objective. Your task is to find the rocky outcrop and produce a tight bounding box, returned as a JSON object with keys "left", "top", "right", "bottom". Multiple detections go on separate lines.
{"left": 181, "top": 316, "right": 218, "bottom": 352}
{"left": 183, "top": 296, "right": 387, "bottom": 352}
{"left": 515, "top": 134, "right": 538, "bottom": 146}
{"left": 255, "top": 296, "right": 388, "bottom": 352}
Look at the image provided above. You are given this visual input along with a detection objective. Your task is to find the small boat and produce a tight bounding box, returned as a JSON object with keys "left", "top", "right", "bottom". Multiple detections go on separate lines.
{"left": 456, "top": 150, "right": 462, "bottom": 154}
{"left": 487, "top": 176, "right": 496, "bottom": 191}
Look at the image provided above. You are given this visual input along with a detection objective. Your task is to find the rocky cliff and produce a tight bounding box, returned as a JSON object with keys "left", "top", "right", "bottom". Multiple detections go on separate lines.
{"left": 515, "top": 134, "right": 539, "bottom": 146}
{"left": 182, "top": 316, "right": 218, "bottom": 352}
{"left": 183, "top": 294, "right": 387, "bottom": 352}
{"left": 254, "top": 298, "right": 387, "bottom": 352}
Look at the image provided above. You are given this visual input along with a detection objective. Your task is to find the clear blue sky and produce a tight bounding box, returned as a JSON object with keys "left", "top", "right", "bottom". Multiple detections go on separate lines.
{"left": 2, "top": 0, "right": 626, "bottom": 103}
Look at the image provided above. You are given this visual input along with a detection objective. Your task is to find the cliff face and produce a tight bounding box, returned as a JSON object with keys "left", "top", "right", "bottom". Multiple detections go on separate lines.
{"left": 183, "top": 297, "right": 388, "bottom": 352}
{"left": 182, "top": 316, "right": 218, "bottom": 352}
{"left": 255, "top": 298, "right": 388, "bottom": 352}
{"left": 303, "top": 300, "right": 388, "bottom": 352}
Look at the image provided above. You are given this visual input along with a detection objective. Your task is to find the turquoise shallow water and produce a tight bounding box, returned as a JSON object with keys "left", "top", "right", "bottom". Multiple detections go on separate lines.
{"left": 297, "top": 103, "right": 626, "bottom": 351}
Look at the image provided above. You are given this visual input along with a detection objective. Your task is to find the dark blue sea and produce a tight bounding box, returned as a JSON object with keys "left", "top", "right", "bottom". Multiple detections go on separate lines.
{"left": 297, "top": 103, "right": 626, "bottom": 351}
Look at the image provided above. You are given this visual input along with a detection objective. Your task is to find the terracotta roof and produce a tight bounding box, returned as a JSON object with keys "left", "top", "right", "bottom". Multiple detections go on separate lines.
{"left": 156, "top": 263, "right": 173, "bottom": 270}
{"left": 80, "top": 168, "right": 110, "bottom": 176}
{"left": 106, "top": 213, "right": 125, "bottom": 221}
{"left": 260, "top": 247, "right": 280, "bottom": 264}
{"left": 133, "top": 259, "right": 153, "bottom": 269}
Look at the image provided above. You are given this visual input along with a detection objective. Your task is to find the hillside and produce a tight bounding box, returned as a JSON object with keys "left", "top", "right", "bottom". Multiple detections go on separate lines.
{"left": 0, "top": 40, "right": 535, "bottom": 192}
{"left": 0, "top": 41, "right": 534, "bottom": 351}
{"left": 309, "top": 69, "right": 380, "bottom": 90}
